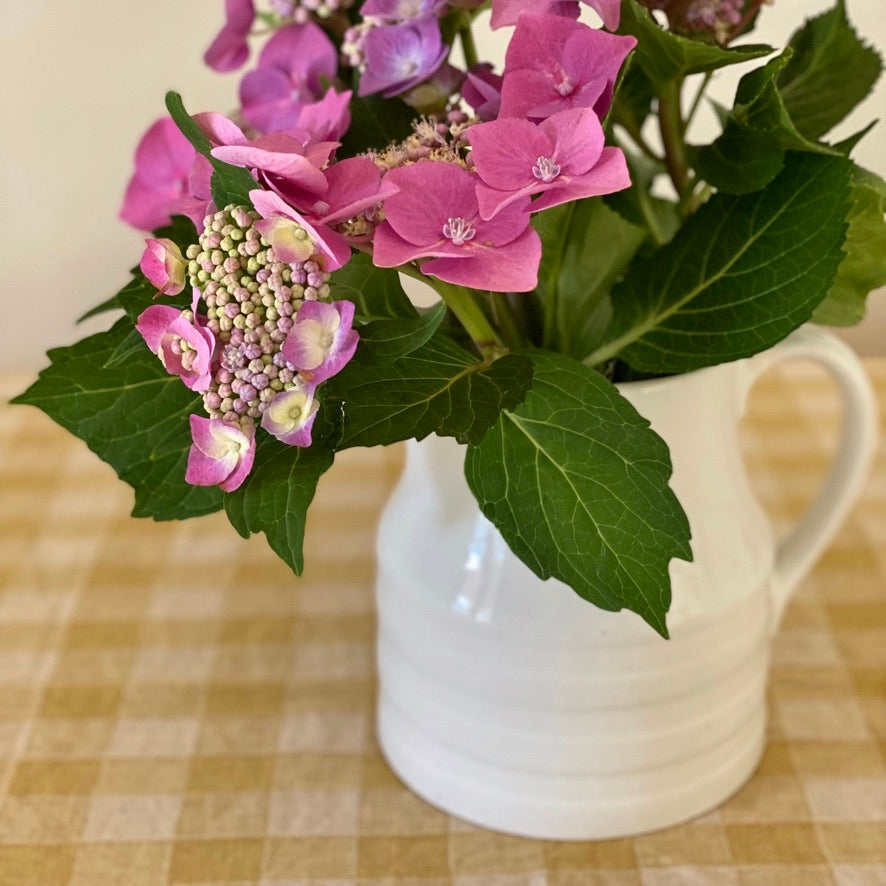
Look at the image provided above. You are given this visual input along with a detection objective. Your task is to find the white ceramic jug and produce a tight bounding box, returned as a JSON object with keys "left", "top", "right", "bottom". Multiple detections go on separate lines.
{"left": 374, "top": 326, "right": 878, "bottom": 840}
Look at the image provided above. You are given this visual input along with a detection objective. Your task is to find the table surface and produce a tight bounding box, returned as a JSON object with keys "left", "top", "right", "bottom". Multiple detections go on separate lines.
{"left": 1, "top": 359, "right": 884, "bottom": 886}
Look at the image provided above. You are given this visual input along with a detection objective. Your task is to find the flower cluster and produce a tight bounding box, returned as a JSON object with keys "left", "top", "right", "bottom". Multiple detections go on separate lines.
{"left": 118, "top": 1, "right": 645, "bottom": 490}
{"left": 109, "top": 0, "right": 880, "bottom": 508}
{"left": 136, "top": 204, "right": 358, "bottom": 491}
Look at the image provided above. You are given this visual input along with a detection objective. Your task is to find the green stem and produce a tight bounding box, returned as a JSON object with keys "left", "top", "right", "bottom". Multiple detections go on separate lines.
{"left": 418, "top": 274, "right": 505, "bottom": 359}
{"left": 658, "top": 79, "right": 690, "bottom": 199}
{"left": 542, "top": 202, "right": 575, "bottom": 349}
{"left": 459, "top": 19, "right": 479, "bottom": 69}
{"left": 489, "top": 292, "right": 526, "bottom": 351}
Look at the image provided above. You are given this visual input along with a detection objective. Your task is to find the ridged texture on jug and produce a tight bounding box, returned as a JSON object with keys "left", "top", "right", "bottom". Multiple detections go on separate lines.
{"left": 376, "top": 552, "right": 768, "bottom": 838}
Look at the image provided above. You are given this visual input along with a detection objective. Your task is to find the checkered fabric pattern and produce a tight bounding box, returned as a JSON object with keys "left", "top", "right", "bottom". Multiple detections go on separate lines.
{"left": 0, "top": 359, "right": 884, "bottom": 886}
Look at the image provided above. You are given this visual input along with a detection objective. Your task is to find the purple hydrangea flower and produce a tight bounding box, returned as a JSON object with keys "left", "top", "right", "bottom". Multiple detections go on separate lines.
{"left": 358, "top": 17, "right": 448, "bottom": 97}
{"left": 361, "top": 0, "right": 447, "bottom": 22}
{"left": 186, "top": 415, "right": 256, "bottom": 491}
{"left": 372, "top": 161, "right": 541, "bottom": 292}
{"left": 239, "top": 22, "right": 338, "bottom": 133}
{"left": 282, "top": 300, "right": 359, "bottom": 383}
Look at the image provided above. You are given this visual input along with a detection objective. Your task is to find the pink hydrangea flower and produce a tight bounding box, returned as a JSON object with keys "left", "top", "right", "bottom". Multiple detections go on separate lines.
{"left": 498, "top": 13, "right": 636, "bottom": 121}
{"left": 212, "top": 132, "right": 334, "bottom": 202}
{"left": 186, "top": 415, "right": 256, "bottom": 491}
{"left": 136, "top": 299, "right": 216, "bottom": 392}
{"left": 260, "top": 384, "right": 320, "bottom": 447}
{"left": 250, "top": 189, "right": 351, "bottom": 271}
{"left": 119, "top": 117, "right": 205, "bottom": 232}
{"left": 358, "top": 17, "right": 448, "bottom": 97}
{"left": 467, "top": 107, "right": 631, "bottom": 219}
{"left": 372, "top": 161, "right": 541, "bottom": 292}
{"left": 306, "top": 156, "right": 400, "bottom": 229}
{"left": 139, "top": 238, "right": 187, "bottom": 296}
{"left": 239, "top": 22, "right": 338, "bottom": 133}
{"left": 291, "top": 89, "right": 353, "bottom": 144}
{"left": 204, "top": 0, "right": 256, "bottom": 72}
{"left": 282, "top": 300, "right": 359, "bottom": 384}
{"left": 491, "top": 0, "right": 621, "bottom": 31}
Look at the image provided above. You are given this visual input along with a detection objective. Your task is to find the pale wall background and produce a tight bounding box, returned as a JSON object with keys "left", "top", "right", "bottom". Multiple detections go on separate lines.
{"left": 3, "top": 0, "right": 884, "bottom": 372}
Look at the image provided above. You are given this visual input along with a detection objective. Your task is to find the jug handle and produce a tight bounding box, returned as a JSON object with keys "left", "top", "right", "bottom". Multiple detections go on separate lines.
{"left": 737, "top": 326, "right": 879, "bottom": 634}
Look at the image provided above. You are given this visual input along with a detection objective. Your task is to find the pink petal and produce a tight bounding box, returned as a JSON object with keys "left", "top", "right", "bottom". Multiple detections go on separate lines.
{"left": 249, "top": 189, "right": 350, "bottom": 271}
{"left": 422, "top": 227, "right": 542, "bottom": 292}
{"left": 316, "top": 157, "right": 400, "bottom": 226}
{"left": 193, "top": 112, "right": 248, "bottom": 147}
{"left": 260, "top": 387, "right": 319, "bottom": 447}
{"left": 240, "top": 66, "right": 303, "bottom": 133}
{"left": 585, "top": 0, "right": 621, "bottom": 30}
{"left": 213, "top": 141, "right": 328, "bottom": 195}
{"left": 475, "top": 181, "right": 540, "bottom": 221}
{"left": 371, "top": 223, "right": 450, "bottom": 268}
{"left": 204, "top": 0, "right": 255, "bottom": 72}
{"left": 258, "top": 22, "right": 337, "bottom": 88}
{"left": 292, "top": 89, "right": 353, "bottom": 144}
{"left": 381, "top": 163, "right": 479, "bottom": 247}
{"left": 538, "top": 107, "right": 604, "bottom": 175}
{"left": 134, "top": 118, "right": 196, "bottom": 185}
{"left": 467, "top": 118, "right": 552, "bottom": 191}
{"left": 186, "top": 416, "right": 255, "bottom": 491}
{"left": 491, "top": 0, "right": 580, "bottom": 29}
{"left": 530, "top": 146, "right": 631, "bottom": 213}
{"left": 135, "top": 305, "right": 182, "bottom": 353}
{"left": 119, "top": 177, "right": 181, "bottom": 231}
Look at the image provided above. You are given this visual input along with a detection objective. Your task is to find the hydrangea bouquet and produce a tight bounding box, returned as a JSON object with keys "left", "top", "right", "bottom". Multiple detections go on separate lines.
{"left": 15, "top": 0, "right": 885, "bottom": 636}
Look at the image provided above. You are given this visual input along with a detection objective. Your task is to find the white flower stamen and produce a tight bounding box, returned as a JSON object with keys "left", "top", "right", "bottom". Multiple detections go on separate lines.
{"left": 442, "top": 217, "right": 476, "bottom": 246}
{"left": 532, "top": 156, "right": 561, "bottom": 183}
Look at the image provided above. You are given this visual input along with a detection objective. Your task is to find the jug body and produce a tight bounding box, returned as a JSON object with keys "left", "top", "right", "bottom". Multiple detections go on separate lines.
{"left": 374, "top": 328, "right": 877, "bottom": 839}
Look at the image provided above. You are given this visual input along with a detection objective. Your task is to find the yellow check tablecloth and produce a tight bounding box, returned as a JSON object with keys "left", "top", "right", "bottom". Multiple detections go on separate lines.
{"left": 1, "top": 359, "right": 884, "bottom": 886}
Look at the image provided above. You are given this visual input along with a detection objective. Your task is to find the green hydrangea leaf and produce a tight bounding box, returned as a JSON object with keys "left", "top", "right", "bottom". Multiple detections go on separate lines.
{"left": 165, "top": 91, "right": 257, "bottom": 208}
{"left": 338, "top": 92, "right": 417, "bottom": 158}
{"left": 732, "top": 53, "right": 839, "bottom": 155}
{"left": 587, "top": 152, "right": 852, "bottom": 373}
{"left": 690, "top": 118, "right": 786, "bottom": 194}
{"left": 325, "top": 333, "right": 533, "bottom": 447}
{"left": 776, "top": 0, "right": 882, "bottom": 141}
{"left": 464, "top": 351, "right": 692, "bottom": 637}
{"left": 537, "top": 198, "right": 646, "bottom": 358}
{"left": 814, "top": 165, "right": 886, "bottom": 326}
{"left": 12, "top": 319, "right": 224, "bottom": 520}
{"left": 223, "top": 436, "right": 335, "bottom": 575}
{"left": 618, "top": 0, "right": 771, "bottom": 83}
{"left": 356, "top": 302, "right": 447, "bottom": 363}
{"left": 603, "top": 151, "right": 681, "bottom": 247}
{"left": 329, "top": 253, "right": 419, "bottom": 321}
